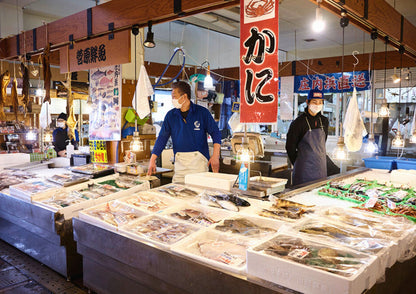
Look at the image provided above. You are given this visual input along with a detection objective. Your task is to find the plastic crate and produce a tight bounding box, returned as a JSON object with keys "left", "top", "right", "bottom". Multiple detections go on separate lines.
{"left": 363, "top": 156, "right": 397, "bottom": 170}
{"left": 395, "top": 158, "right": 416, "bottom": 170}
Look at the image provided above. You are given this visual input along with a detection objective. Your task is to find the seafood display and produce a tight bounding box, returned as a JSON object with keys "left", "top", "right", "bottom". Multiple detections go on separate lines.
{"left": 37, "top": 190, "right": 89, "bottom": 209}
{"left": 0, "top": 70, "right": 10, "bottom": 120}
{"left": 0, "top": 170, "right": 37, "bottom": 191}
{"left": 70, "top": 163, "right": 114, "bottom": 176}
{"left": 47, "top": 173, "right": 90, "bottom": 186}
{"left": 295, "top": 219, "right": 394, "bottom": 253}
{"left": 258, "top": 199, "right": 314, "bottom": 220}
{"left": 98, "top": 178, "right": 142, "bottom": 190}
{"left": 9, "top": 181, "right": 58, "bottom": 199}
{"left": 198, "top": 240, "right": 247, "bottom": 266}
{"left": 169, "top": 207, "right": 225, "bottom": 227}
{"left": 255, "top": 236, "right": 370, "bottom": 277}
{"left": 215, "top": 218, "right": 277, "bottom": 237}
{"left": 118, "top": 193, "right": 172, "bottom": 212}
{"left": 42, "top": 43, "right": 51, "bottom": 103}
{"left": 156, "top": 184, "right": 200, "bottom": 198}
{"left": 390, "top": 205, "right": 416, "bottom": 218}
{"left": 123, "top": 216, "right": 197, "bottom": 245}
{"left": 199, "top": 191, "right": 250, "bottom": 212}
{"left": 84, "top": 202, "right": 144, "bottom": 227}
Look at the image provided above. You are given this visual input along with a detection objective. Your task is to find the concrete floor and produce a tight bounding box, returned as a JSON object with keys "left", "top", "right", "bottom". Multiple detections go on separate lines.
{"left": 0, "top": 240, "right": 87, "bottom": 294}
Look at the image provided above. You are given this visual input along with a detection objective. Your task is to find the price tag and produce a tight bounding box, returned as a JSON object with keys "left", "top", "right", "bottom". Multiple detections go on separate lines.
{"left": 366, "top": 189, "right": 379, "bottom": 198}
{"left": 387, "top": 199, "right": 396, "bottom": 209}
{"left": 89, "top": 140, "right": 108, "bottom": 163}
{"left": 288, "top": 249, "right": 310, "bottom": 259}
{"left": 365, "top": 197, "right": 378, "bottom": 208}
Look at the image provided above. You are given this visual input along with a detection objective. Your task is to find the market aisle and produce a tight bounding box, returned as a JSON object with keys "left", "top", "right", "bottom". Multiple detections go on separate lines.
{"left": 0, "top": 240, "right": 87, "bottom": 294}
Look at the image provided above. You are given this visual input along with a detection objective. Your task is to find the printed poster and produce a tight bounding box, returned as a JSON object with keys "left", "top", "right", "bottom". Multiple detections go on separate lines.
{"left": 240, "top": 0, "right": 279, "bottom": 123}
{"left": 89, "top": 65, "right": 121, "bottom": 141}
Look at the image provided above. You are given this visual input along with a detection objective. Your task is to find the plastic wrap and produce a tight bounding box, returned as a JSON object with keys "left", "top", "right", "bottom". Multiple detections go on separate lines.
{"left": 76, "top": 183, "right": 120, "bottom": 200}
{"left": 118, "top": 191, "right": 177, "bottom": 213}
{"left": 35, "top": 190, "right": 89, "bottom": 210}
{"left": 151, "top": 184, "right": 202, "bottom": 199}
{"left": 120, "top": 215, "right": 198, "bottom": 248}
{"left": 256, "top": 198, "right": 315, "bottom": 221}
{"left": 47, "top": 173, "right": 90, "bottom": 186}
{"left": 199, "top": 190, "right": 251, "bottom": 212}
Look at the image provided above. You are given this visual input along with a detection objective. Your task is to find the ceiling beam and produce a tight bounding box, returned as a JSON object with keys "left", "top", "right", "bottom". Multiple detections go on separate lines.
{"left": 0, "top": 0, "right": 239, "bottom": 60}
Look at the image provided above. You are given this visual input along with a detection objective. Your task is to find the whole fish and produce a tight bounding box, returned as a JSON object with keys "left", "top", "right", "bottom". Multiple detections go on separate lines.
{"left": 99, "top": 76, "right": 113, "bottom": 87}
{"left": 214, "top": 193, "right": 251, "bottom": 207}
{"left": 11, "top": 78, "right": 18, "bottom": 121}
{"left": 42, "top": 43, "right": 51, "bottom": 103}
{"left": 0, "top": 71, "right": 10, "bottom": 120}
{"left": 20, "top": 62, "right": 29, "bottom": 111}
{"left": 91, "top": 69, "right": 106, "bottom": 80}
{"left": 200, "top": 193, "right": 239, "bottom": 212}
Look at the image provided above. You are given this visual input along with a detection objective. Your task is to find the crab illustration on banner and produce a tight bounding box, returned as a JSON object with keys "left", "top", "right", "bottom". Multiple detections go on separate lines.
{"left": 240, "top": 0, "right": 279, "bottom": 123}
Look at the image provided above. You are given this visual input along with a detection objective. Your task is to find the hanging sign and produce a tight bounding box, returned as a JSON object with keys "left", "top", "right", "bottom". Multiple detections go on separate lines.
{"left": 89, "top": 140, "right": 108, "bottom": 163}
{"left": 240, "top": 0, "right": 279, "bottom": 123}
{"left": 294, "top": 71, "right": 370, "bottom": 94}
{"left": 59, "top": 30, "right": 130, "bottom": 73}
{"left": 89, "top": 65, "right": 122, "bottom": 141}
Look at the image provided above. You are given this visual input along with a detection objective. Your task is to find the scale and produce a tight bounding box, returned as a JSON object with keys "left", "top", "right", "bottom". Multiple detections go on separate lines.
{"left": 230, "top": 132, "right": 287, "bottom": 198}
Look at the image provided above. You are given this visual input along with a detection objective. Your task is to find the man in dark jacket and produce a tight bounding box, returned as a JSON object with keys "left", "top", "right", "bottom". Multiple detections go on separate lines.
{"left": 286, "top": 89, "right": 329, "bottom": 186}
{"left": 53, "top": 112, "right": 79, "bottom": 157}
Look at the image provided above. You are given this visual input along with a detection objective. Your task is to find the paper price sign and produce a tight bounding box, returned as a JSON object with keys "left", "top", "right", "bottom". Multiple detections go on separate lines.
{"left": 387, "top": 199, "right": 396, "bottom": 209}
{"left": 89, "top": 140, "right": 108, "bottom": 163}
{"left": 365, "top": 197, "right": 378, "bottom": 208}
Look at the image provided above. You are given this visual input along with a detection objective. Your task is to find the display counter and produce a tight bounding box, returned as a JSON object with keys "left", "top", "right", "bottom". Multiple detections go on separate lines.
{"left": 72, "top": 168, "right": 416, "bottom": 294}
{"left": 0, "top": 166, "right": 150, "bottom": 279}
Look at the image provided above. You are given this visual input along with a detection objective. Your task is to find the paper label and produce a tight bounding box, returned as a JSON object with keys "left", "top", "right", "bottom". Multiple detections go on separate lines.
{"left": 387, "top": 199, "right": 396, "bottom": 209}
{"left": 288, "top": 249, "right": 310, "bottom": 259}
{"left": 365, "top": 197, "right": 378, "bottom": 208}
{"left": 366, "top": 189, "right": 379, "bottom": 198}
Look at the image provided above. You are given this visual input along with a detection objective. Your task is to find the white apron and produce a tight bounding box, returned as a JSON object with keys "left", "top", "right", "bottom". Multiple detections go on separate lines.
{"left": 173, "top": 151, "right": 208, "bottom": 183}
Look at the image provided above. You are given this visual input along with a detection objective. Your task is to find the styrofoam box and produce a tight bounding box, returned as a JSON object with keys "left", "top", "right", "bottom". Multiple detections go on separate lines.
{"left": 116, "top": 191, "right": 181, "bottom": 214}
{"left": 390, "top": 169, "right": 416, "bottom": 187}
{"left": 292, "top": 217, "right": 399, "bottom": 279}
{"left": 212, "top": 213, "right": 284, "bottom": 240}
{"left": 172, "top": 229, "right": 259, "bottom": 274}
{"left": 78, "top": 200, "right": 148, "bottom": 233}
{"left": 118, "top": 215, "right": 200, "bottom": 250}
{"left": 160, "top": 203, "right": 236, "bottom": 227}
{"left": 9, "top": 181, "right": 60, "bottom": 203}
{"left": 185, "top": 172, "right": 238, "bottom": 191}
{"left": 247, "top": 234, "right": 378, "bottom": 294}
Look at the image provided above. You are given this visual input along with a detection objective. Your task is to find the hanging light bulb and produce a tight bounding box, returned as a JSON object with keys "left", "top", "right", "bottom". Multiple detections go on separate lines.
{"left": 409, "top": 129, "right": 416, "bottom": 144}
{"left": 86, "top": 96, "right": 93, "bottom": 113}
{"left": 363, "top": 134, "right": 378, "bottom": 154}
{"left": 44, "top": 129, "right": 53, "bottom": 143}
{"left": 236, "top": 137, "right": 254, "bottom": 163}
{"left": 378, "top": 99, "right": 390, "bottom": 117}
{"left": 26, "top": 128, "right": 37, "bottom": 141}
{"left": 333, "top": 135, "right": 348, "bottom": 160}
{"left": 392, "top": 130, "right": 405, "bottom": 148}
{"left": 130, "top": 131, "right": 144, "bottom": 152}
{"left": 204, "top": 63, "right": 215, "bottom": 90}
{"left": 312, "top": 0, "right": 325, "bottom": 33}
{"left": 391, "top": 68, "right": 400, "bottom": 83}
{"left": 143, "top": 21, "right": 156, "bottom": 48}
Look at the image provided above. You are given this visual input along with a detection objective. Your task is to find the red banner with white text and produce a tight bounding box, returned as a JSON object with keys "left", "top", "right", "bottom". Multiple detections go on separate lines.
{"left": 240, "top": 0, "right": 279, "bottom": 123}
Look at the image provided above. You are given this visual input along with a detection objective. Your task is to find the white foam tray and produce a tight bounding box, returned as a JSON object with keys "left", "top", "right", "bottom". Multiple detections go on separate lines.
{"left": 185, "top": 172, "right": 238, "bottom": 191}
{"left": 247, "top": 234, "right": 378, "bottom": 294}
{"left": 116, "top": 191, "right": 181, "bottom": 214}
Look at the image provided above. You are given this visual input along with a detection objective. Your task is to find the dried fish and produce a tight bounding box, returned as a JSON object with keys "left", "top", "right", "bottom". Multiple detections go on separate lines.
{"left": 198, "top": 240, "right": 247, "bottom": 266}
{"left": 20, "top": 62, "right": 29, "bottom": 113}
{"left": 42, "top": 43, "right": 51, "bottom": 103}
{"left": 11, "top": 78, "right": 18, "bottom": 121}
{"left": 0, "top": 71, "right": 10, "bottom": 120}
{"left": 170, "top": 209, "right": 216, "bottom": 226}
{"left": 215, "top": 218, "right": 276, "bottom": 237}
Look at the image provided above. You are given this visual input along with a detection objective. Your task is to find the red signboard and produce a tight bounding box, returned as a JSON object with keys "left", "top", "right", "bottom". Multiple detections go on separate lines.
{"left": 240, "top": 0, "right": 279, "bottom": 123}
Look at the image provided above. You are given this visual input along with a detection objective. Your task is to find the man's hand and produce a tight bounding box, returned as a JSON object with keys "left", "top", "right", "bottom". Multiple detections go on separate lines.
{"left": 58, "top": 150, "right": 67, "bottom": 157}
{"left": 147, "top": 154, "right": 157, "bottom": 176}
{"left": 208, "top": 155, "right": 220, "bottom": 173}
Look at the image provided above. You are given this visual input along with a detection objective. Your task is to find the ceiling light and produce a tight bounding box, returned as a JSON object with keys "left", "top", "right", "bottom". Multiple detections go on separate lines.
{"left": 333, "top": 136, "right": 348, "bottom": 160}
{"left": 391, "top": 68, "right": 400, "bottom": 83}
{"left": 130, "top": 131, "right": 144, "bottom": 152}
{"left": 378, "top": 36, "right": 390, "bottom": 118}
{"left": 144, "top": 21, "right": 155, "bottom": 48}
{"left": 392, "top": 131, "right": 405, "bottom": 148}
{"left": 363, "top": 134, "right": 378, "bottom": 154}
{"left": 312, "top": 0, "right": 325, "bottom": 33}
{"left": 204, "top": 63, "right": 215, "bottom": 90}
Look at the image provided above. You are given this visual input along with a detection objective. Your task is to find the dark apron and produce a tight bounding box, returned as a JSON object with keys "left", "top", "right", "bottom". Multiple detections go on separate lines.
{"left": 292, "top": 117, "right": 327, "bottom": 186}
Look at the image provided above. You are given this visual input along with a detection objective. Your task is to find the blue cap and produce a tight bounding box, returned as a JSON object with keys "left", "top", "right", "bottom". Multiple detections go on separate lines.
{"left": 307, "top": 89, "right": 324, "bottom": 100}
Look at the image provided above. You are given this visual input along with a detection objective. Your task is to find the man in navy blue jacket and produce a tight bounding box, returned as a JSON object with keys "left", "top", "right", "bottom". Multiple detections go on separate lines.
{"left": 147, "top": 81, "right": 221, "bottom": 183}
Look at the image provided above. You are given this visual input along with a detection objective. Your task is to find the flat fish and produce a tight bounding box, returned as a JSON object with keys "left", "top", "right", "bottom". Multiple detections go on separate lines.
{"left": 198, "top": 240, "right": 246, "bottom": 266}
{"left": 42, "top": 44, "right": 51, "bottom": 103}
{"left": 99, "top": 76, "right": 113, "bottom": 87}
{"left": 91, "top": 69, "right": 106, "bottom": 80}
{"left": 0, "top": 71, "right": 10, "bottom": 120}
{"left": 11, "top": 78, "right": 18, "bottom": 121}
{"left": 20, "top": 62, "right": 29, "bottom": 113}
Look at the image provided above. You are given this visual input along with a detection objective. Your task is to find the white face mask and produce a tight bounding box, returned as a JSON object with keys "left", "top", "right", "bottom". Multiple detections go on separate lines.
{"left": 309, "top": 104, "right": 323, "bottom": 114}
{"left": 57, "top": 121, "right": 65, "bottom": 128}
{"left": 172, "top": 96, "right": 184, "bottom": 109}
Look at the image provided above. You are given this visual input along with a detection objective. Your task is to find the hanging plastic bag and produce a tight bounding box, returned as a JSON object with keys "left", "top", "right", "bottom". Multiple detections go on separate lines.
{"left": 228, "top": 112, "right": 241, "bottom": 132}
{"left": 343, "top": 87, "right": 367, "bottom": 152}
{"left": 39, "top": 101, "right": 51, "bottom": 129}
{"left": 132, "top": 65, "right": 154, "bottom": 119}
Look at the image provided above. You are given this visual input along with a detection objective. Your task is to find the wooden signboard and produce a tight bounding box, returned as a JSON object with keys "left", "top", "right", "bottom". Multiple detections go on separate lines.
{"left": 60, "top": 30, "right": 130, "bottom": 73}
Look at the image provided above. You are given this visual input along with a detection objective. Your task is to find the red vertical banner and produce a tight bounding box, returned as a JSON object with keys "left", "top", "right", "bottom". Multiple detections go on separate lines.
{"left": 240, "top": 0, "right": 279, "bottom": 123}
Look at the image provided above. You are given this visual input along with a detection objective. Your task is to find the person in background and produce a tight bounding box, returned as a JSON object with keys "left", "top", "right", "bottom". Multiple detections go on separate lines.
{"left": 285, "top": 89, "right": 329, "bottom": 186}
{"left": 53, "top": 112, "right": 79, "bottom": 157}
{"left": 147, "top": 81, "right": 221, "bottom": 183}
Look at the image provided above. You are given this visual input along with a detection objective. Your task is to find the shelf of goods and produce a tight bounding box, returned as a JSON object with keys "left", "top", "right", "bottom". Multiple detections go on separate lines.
{"left": 73, "top": 168, "right": 416, "bottom": 294}
{"left": 0, "top": 169, "right": 149, "bottom": 279}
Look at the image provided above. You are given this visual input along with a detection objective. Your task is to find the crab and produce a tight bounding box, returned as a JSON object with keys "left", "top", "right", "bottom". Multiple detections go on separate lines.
{"left": 245, "top": 0, "right": 275, "bottom": 18}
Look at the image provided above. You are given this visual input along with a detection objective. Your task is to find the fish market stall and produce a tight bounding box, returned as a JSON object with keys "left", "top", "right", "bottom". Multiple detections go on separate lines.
{"left": 73, "top": 168, "right": 416, "bottom": 294}
{"left": 0, "top": 167, "right": 149, "bottom": 279}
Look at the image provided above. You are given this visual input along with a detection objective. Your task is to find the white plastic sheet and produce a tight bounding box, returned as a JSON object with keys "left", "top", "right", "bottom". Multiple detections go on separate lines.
{"left": 132, "top": 65, "right": 154, "bottom": 119}
{"left": 39, "top": 101, "right": 51, "bottom": 129}
{"left": 343, "top": 88, "right": 367, "bottom": 151}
